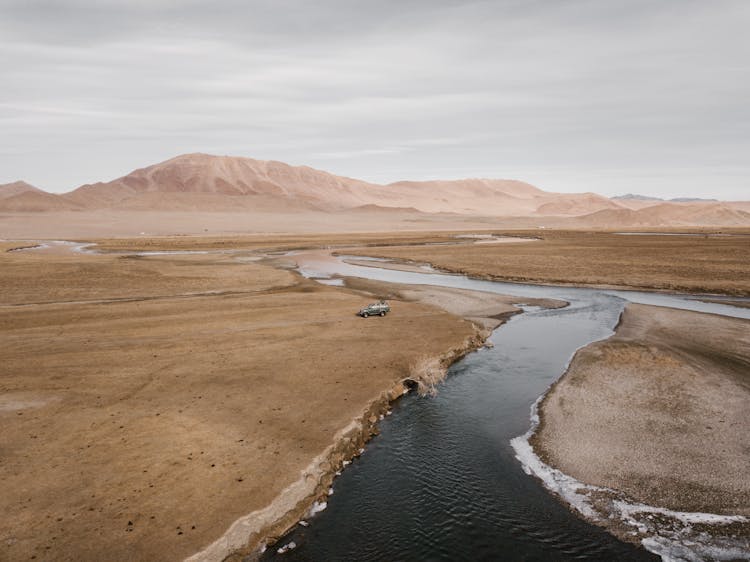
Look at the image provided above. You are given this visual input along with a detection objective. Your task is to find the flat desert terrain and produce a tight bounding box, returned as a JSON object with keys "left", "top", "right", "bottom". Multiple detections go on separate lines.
{"left": 1, "top": 240, "right": 483, "bottom": 561}
{"left": 0, "top": 209, "right": 511, "bottom": 239}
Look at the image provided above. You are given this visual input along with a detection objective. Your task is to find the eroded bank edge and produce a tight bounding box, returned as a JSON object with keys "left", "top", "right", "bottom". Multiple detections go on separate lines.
{"left": 187, "top": 330, "right": 487, "bottom": 562}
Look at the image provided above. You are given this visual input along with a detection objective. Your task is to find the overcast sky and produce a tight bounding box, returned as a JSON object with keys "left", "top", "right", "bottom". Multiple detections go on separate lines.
{"left": 1, "top": 0, "right": 748, "bottom": 199}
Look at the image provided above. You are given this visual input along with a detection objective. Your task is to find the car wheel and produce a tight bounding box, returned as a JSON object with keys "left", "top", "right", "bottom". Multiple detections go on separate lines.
{"left": 362, "top": 312, "right": 368, "bottom": 318}
{"left": 380, "top": 311, "right": 385, "bottom": 316}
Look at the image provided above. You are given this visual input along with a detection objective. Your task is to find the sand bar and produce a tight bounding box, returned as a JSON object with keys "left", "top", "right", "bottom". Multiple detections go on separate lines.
{"left": 530, "top": 303, "right": 750, "bottom": 548}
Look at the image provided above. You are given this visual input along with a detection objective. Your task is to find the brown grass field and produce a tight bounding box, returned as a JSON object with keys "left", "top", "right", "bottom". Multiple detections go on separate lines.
{"left": 0, "top": 241, "right": 480, "bottom": 561}
{"left": 348, "top": 229, "right": 750, "bottom": 296}
{"left": 87, "top": 231, "right": 470, "bottom": 253}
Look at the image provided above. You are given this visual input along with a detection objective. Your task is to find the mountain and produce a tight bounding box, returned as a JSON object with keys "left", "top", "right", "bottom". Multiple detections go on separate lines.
{"left": 611, "top": 193, "right": 721, "bottom": 212}
{"left": 60, "top": 153, "right": 626, "bottom": 217}
{"left": 613, "top": 193, "right": 719, "bottom": 203}
{"left": 2, "top": 154, "right": 747, "bottom": 227}
{"left": 379, "top": 179, "right": 545, "bottom": 215}
{"left": 63, "top": 154, "right": 375, "bottom": 211}
{"left": 0, "top": 190, "right": 83, "bottom": 212}
{"left": 0, "top": 181, "right": 44, "bottom": 199}
{"left": 0, "top": 181, "right": 85, "bottom": 212}
{"left": 571, "top": 203, "right": 750, "bottom": 228}
{"left": 534, "top": 192, "right": 623, "bottom": 216}
{"left": 670, "top": 197, "right": 719, "bottom": 203}
{"left": 611, "top": 193, "right": 663, "bottom": 201}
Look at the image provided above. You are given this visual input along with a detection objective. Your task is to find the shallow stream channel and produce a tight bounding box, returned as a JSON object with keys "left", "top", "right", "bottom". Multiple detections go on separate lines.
{"left": 262, "top": 251, "right": 750, "bottom": 562}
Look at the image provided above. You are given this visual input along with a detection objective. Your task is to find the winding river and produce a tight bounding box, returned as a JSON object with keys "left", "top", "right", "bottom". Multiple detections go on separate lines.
{"left": 261, "top": 251, "right": 750, "bottom": 561}
{"left": 12, "top": 241, "right": 749, "bottom": 559}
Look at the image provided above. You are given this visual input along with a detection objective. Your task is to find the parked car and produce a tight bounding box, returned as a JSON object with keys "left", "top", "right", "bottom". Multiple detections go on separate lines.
{"left": 358, "top": 300, "right": 390, "bottom": 317}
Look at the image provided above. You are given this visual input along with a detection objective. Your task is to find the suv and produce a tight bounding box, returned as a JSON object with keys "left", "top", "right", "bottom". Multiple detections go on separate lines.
{"left": 358, "top": 300, "right": 390, "bottom": 318}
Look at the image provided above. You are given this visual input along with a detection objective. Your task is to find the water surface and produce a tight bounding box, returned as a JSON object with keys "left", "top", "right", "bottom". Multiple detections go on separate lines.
{"left": 260, "top": 254, "right": 748, "bottom": 560}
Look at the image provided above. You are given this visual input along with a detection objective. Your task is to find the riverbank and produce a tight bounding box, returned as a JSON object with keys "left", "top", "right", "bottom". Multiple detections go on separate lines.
{"left": 340, "top": 276, "right": 567, "bottom": 333}
{"left": 1, "top": 241, "right": 492, "bottom": 561}
{"left": 529, "top": 303, "right": 750, "bottom": 555}
{"left": 187, "top": 269, "right": 571, "bottom": 559}
{"left": 196, "top": 329, "right": 488, "bottom": 562}
{"left": 346, "top": 230, "right": 750, "bottom": 296}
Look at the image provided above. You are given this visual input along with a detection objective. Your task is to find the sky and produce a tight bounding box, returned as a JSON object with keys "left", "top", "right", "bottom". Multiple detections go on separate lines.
{"left": 1, "top": 0, "right": 749, "bottom": 199}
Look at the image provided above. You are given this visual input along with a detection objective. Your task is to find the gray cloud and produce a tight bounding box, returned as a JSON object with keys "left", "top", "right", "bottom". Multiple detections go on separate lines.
{"left": 1, "top": 0, "right": 748, "bottom": 198}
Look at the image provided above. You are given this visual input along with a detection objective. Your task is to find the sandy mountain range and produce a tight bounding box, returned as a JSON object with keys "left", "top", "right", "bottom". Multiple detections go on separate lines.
{"left": 1, "top": 153, "right": 748, "bottom": 226}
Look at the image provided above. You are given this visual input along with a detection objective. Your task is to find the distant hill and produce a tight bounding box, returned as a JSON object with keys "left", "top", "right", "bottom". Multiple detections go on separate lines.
{"left": 612, "top": 193, "right": 719, "bottom": 203}
{"left": 58, "top": 153, "right": 626, "bottom": 217}
{"left": 1, "top": 153, "right": 747, "bottom": 226}
{"left": 571, "top": 203, "right": 750, "bottom": 228}
{"left": 0, "top": 181, "right": 86, "bottom": 212}
{"left": 611, "top": 193, "right": 663, "bottom": 202}
{"left": 0, "top": 190, "right": 83, "bottom": 212}
{"left": 63, "top": 154, "right": 374, "bottom": 212}
{"left": 670, "top": 197, "right": 719, "bottom": 203}
{"left": 0, "top": 181, "right": 44, "bottom": 199}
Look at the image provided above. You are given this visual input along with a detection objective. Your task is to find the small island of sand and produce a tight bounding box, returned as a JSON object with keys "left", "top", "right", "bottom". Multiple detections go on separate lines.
{"left": 530, "top": 303, "right": 750, "bottom": 552}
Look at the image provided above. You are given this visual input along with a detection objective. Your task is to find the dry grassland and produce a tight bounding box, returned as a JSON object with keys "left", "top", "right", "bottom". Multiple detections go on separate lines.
{"left": 0, "top": 244, "right": 477, "bottom": 561}
{"left": 89, "top": 231, "right": 461, "bottom": 253}
{"left": 350, "top": 230, "right": 750, "bottom": 296}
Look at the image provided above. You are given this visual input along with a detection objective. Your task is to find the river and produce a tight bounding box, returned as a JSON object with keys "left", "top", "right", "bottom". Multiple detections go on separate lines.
{"left": 261, "top": 251, "right": 749, "bottom": 561}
